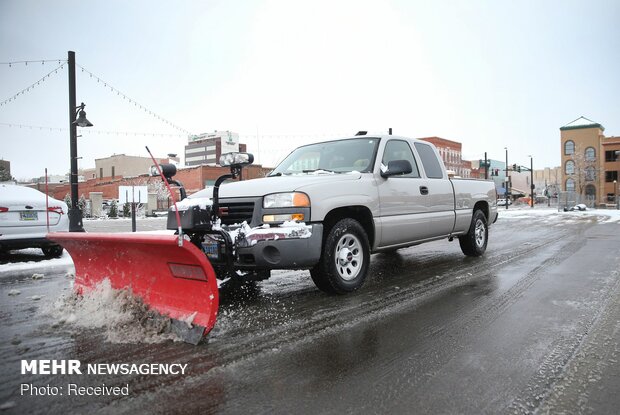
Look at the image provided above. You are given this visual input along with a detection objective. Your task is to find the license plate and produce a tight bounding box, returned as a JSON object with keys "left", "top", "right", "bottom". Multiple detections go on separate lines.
{"left": 20, "top": 211, "right": 38, "bottom": 221}
{"left": 201, "top": 240, "right": 219, "bottom": 260}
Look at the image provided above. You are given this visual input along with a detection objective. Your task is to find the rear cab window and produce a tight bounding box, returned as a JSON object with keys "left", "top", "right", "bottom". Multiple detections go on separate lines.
{"left": 413, "top": 142, "right": 444, "bottom": 179}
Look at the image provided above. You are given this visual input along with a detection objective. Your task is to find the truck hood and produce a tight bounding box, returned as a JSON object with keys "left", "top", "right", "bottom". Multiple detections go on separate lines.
{"left": 219, "top": 172, "right": 362, "bottom": 198}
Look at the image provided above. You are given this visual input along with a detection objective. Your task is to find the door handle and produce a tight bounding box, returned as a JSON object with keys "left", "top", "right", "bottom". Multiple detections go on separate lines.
{"left": 420, "top": 186, "right": 429, "bottom": 195}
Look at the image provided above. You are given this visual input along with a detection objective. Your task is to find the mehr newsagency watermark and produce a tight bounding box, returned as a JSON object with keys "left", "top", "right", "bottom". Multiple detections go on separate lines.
{"left": 19, "top": 359, "right": 188, "bottom": 397}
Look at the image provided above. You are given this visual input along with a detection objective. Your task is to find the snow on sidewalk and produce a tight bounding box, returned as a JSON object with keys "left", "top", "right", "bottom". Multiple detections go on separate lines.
{"left": 498, "top": 206, "right": 620, "bottom": 223}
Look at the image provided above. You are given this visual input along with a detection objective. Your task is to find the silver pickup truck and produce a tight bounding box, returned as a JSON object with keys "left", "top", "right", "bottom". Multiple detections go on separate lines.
{"left": 185, "top": 134, "right": 498, "bottom": 294}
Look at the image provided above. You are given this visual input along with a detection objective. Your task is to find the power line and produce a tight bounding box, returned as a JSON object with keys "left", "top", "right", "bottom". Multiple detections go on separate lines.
{"left": 76, "top": 63, "right": 192, "bottom": 136}
{"left": 0, "top": 63, "right": 65, "bottom": 108}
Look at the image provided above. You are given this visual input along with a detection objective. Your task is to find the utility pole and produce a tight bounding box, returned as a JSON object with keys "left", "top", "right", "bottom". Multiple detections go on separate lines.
{"left": 530, "top": 156, "right": 534, "bottom": 208}
{"left": 484, "top": 152, "right": 488, "bottom": 180}
{"left": 505, "top": 147, "right": 509, "bottom": 210}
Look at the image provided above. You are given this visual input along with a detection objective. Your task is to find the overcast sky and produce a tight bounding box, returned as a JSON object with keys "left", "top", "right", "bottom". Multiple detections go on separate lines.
{"left": 1, "top": 0, "right": 618, "bottom": 180}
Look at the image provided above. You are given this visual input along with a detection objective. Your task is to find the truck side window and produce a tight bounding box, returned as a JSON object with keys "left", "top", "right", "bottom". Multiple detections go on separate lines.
{"left": 381, "top": 140, "right": 420, "bottom": 178}
{"left": 414, "top": 143, "right": 444, "bottom": 179}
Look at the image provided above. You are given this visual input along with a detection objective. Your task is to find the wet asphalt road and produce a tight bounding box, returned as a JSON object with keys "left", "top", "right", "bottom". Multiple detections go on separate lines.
{"left": 1, "top": 211, "right": 619, "bottom": 414}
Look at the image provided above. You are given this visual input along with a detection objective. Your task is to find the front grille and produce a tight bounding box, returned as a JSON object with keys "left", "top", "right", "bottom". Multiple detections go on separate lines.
{"left": 219, "top": 202, "right": 255, "bottom": 225}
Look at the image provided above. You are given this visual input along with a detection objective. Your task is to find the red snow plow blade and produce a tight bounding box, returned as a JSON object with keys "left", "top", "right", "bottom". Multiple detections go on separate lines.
{"left": 48, "top": 232, "right": 219, "bottom": 344}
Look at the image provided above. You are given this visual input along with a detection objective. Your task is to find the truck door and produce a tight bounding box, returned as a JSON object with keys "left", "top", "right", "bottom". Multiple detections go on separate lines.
{"left": 413, "top": 142, "right": 456, "bottom": 236}
{"left": 377, "top": 139, "right": 431, "bottom": 247}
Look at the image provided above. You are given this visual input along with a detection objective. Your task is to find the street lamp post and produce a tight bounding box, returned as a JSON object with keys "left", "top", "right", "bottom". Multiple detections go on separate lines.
{"left": 67, "top": 51, "right": 93, "bottom": 232}
{"left": 615, "top": 179, "right": 618, "bottom": 210}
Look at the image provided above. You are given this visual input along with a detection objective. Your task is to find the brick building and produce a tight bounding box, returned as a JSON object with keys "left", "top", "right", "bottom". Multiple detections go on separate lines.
{"left": 48, "top": 164, "right": 272, "bottom": 202}
{"left": 419, "top": 136, "right": 471, "bottom": 178}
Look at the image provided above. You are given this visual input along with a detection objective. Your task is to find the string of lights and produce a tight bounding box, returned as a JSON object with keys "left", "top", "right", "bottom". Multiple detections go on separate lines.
{"left": 0, "top": 59, "right": 67, "bottom": 66}
{"left": 76, "top": 63, "right": 192, "bottom": 135}
{"left": 0, "top": 63, "right": 65, "bottom": 108}
{"left": 240, "top": 132, "right": 351, "bottom": 140}
{"left": 0, "top": 122, "right": 186, "bottom": 137}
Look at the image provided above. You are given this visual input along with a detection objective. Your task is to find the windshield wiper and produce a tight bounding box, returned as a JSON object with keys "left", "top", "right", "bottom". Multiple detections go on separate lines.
{"left": 302, "top": 169, "right": 338, "bottom": 174}
{"left": 268, "top": 172, "right": 292, "bottom": 177}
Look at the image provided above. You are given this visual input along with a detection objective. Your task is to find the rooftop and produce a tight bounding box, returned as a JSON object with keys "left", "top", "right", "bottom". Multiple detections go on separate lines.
{"left": 560, "top": 116, "right": 605, "bottom": 131}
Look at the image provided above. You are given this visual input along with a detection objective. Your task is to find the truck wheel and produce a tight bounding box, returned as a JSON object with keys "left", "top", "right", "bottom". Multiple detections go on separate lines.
{"left": 310, "top": 218, "right": 370, "bottom": 294}
{"left": 459, "top": 209, "right": 488, "bottom": 257}
{"left": 42, "top": 245, "right": 64, "bottom": 258}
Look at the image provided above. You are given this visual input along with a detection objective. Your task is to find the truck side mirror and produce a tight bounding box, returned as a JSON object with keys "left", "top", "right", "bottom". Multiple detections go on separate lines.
{"left": 381, "top": 160, "right": 413, "bottom": 178}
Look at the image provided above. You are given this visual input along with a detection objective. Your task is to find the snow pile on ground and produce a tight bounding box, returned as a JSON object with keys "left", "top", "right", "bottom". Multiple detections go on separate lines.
{"left": 0, "top": 249, "right": 74, "bottom": 278}
{"left": 498, "top": 207, "right": 620, "bottom": 224}
{"left": 48, "top": 279, "right": 182, "bottom": 344}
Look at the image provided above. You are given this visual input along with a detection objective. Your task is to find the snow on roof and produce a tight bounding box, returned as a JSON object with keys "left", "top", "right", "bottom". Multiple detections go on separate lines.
{"left": 560, "top": 116, "right": 604, "bottom": 131}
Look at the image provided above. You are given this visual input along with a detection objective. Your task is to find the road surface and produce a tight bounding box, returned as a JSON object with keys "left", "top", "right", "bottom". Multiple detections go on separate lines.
{"left": 1, "top": 210, "right": 619, "bottom": 414}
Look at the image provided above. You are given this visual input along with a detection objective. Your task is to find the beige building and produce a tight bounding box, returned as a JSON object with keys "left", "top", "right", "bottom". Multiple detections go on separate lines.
{"left": 95, "top": 154, "right": 178, "bottom": 179}
{"left": 560, "top": 117, "right": 620, "bottom": 206}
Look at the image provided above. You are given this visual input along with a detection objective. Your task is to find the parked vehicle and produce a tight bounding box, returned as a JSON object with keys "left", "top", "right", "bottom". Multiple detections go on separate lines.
{"left": 0, "top": 184, "right": 68, "bottom": 257}
{"left": 50, "top": 134, "right": 498, "bottom": 342}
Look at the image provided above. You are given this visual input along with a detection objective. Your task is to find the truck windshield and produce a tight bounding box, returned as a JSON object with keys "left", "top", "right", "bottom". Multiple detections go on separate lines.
{"left": 270, "top": 138, "right": 380, "bottom": 176}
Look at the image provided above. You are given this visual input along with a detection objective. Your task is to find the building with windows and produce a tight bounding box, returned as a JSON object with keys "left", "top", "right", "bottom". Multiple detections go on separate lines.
{"left": 560, "top": 116, "right": 620, "bottom": 206}
{"left": 95, "top": 154, "right": 178, "bottom": 179}
{"left": 185, "top": 131, "right": 247, "bottom": 166}
{"left": 419, "top": 136, "right": 470, "bottom": 178}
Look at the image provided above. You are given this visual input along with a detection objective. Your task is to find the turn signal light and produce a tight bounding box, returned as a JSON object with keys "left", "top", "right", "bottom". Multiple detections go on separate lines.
{"left": 262, "top": 213, "right": 305, "bottom": 223}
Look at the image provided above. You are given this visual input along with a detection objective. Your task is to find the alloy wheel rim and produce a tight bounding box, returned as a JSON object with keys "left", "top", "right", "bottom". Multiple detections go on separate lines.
{"left": 335, "top": 233, "right": 363, "bottom": 281}
{"left": 475, "top": 219, "right": 486, "bottom": 248}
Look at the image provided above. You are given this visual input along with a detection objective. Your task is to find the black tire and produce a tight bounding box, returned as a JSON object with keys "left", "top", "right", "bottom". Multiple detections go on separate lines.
{"left": 310, "top": 218, "right": 370, "bottom": 294}
{"left": 42, "top": 245, "right": 64, "bottom": 258}
{"left": 459, "top": 209, "right": 488, "bottom": 257}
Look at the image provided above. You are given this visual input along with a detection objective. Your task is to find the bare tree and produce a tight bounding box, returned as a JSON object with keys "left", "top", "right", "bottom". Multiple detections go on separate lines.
{"left": 565, "top": 143, "right": 603, "bottom": 204}
{"left": 129, "top": 176, "right": 171, "bottom": 210}
{"left": 0, "top": 164, "right": 13, "bottom": 182}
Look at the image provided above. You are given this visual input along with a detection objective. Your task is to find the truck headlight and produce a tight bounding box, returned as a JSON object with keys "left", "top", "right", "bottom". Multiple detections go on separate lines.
{"left": 263, "top": 192, "right": 310, "bottom": 208}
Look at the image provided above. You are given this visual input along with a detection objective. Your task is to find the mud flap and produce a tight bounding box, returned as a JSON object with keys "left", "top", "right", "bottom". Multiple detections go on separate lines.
{"left": 48, "top": 232, "right": 219, "bottom": 343}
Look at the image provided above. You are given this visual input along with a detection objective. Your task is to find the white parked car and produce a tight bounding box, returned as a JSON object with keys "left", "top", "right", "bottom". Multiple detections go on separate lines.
{"left": 0, "top": 184, "right": 69, "bottom": 257}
